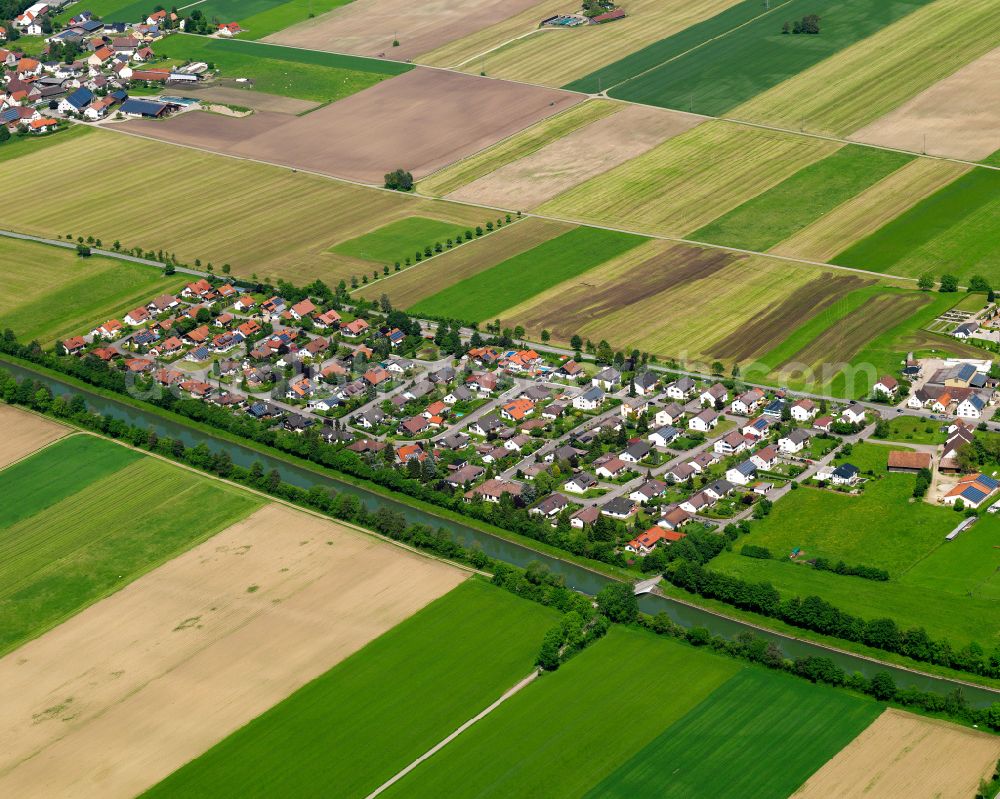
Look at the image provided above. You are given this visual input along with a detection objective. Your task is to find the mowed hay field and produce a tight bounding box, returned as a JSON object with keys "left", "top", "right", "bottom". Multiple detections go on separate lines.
{"left": 356, "top": 217, "right": 574, "bottom": 308}
{"left": 419, "top": 99, "right": 622, "bottom": 197}
{"left": 448, "top": 0, "right": 744, "bottom": 87}
{"left": 144, "top": 580, "right": 558, "bottom": 798}
{"left": 794, "top": 709, "right": 1000, "bottom": 799}
{"left": 0, "top": 236, "right": 186, "bottom": 347}
{"left": 833, "top": 167, "right": 1000, "bottom": 281}
{"left": 850, "top": 45, "right": 1000, "bottom": 160}
{"left": 411, "top": 226, "right": 647, "bottom": 321}
{"left": 588, "top": 669, "right": 881, "bottom": 799}
{"left": 770, "top": 158, "right": 971, "bottom": 262}
{"left": 381, "top": 626, "right": 742, "bottom": 798}
{"left": 732, "top": 0, "right": 1000, "bottom": 137}
{"left": 0, "top": 131, "right": 489, "bottom": 286}
{"left": 691, "top": 145, "right": 914, "bottom": 253}
{"left": 0, "top": 503, "right": 465, "bottom": 799}
{"left": 0, "top": 435, "right": 259, "bottom": 656}
{"left": 538, "top": 121, "right": 839, "bottom": 237}
{"left": 605, "top": 0, "right": 936, "bottom": 116}
{"left": 448, "top": 105, "right": 706, "bottom": 210}
{"left": 0, "top": 405, "right": 67, "bottom": 469}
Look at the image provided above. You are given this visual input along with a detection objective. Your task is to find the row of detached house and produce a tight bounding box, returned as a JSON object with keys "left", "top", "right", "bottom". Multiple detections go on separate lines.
{"left": 903, "top": 360, "right": 997, "bottom": 421}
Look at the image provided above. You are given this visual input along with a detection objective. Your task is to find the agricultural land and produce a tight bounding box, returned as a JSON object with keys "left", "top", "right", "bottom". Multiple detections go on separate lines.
{"left": 143, "top": 579, "right": 558, "bottom": 798}
{"left": 0, "top": 404, "right": 67, "bottom": 469}
{"left": 0, "top": 502, "right": 464, "bottom": 798}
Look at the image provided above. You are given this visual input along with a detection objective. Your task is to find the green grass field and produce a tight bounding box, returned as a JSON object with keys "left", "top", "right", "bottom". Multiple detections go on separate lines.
{"left": 331, "top": 216, "right": 468, "bottom": 263}
{"left": 587, "top": 668, "right": 881, "bottom": 798}
{"left": 692, "top": 146, "right": 913, "bottom": 252}
{"left": 740, "top": 444, "right": 953, "bottom": 574}
{"left": 410, "top": 226, "right": 647, "bottom": 322}
{"left": 901, "top": 513, "right": 1000, "bottom": 602}
{"left": 603, "top": 0, "right": 935, "bottom": 115}
{"left": 0, "top": 124, "right": 92, "bottom": 168}
{"left": 239, "top": 0, "right": 353, "bottom": 39}
{"left": 0, "top": 450, "right": 259, "bottom": 656}
{"left": 834, "top": 168, "right": 1000, "bottom": 281}
{"left": 565, "top": 0, "right": 775, "bottom": 94}
{"left": 382, "top": 626, "right": 741, "bottom": 798}
{"left": 880, "top": 415, "right": 947, "bottom": 445}
{"left": 144, "top": 579, "right": 559, "bottom": 798}
{"left": 151, "top": 36, "right": 410, "bottom": 103}
{"left": 0, "top": 236, "right": 186, "bottom": 347}
{"left": 0, "top": 436, "right": 140, "bottom": 528}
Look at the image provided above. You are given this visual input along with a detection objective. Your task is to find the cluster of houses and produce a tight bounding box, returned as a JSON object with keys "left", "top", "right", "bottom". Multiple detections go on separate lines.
{"left": 904, "top": 360, "right": 997, "bottom": 420}
{"left": 1, "top": 7, "right": 205, "bottom": 130}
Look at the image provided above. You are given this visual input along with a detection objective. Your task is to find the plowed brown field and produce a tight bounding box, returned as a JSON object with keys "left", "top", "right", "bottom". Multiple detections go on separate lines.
{"left": 0, "top": 405, "right": 68, "bottom": 469}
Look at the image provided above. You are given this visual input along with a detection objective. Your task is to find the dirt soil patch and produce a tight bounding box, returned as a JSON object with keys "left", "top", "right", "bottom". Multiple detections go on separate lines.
{"left": 182, "top": 85, "right": 319, "bottom": 115}
{"left": 265, "top": 0, "right": 545, "bottom": 61}
{"left": 508, "top": 241, "right": 736, "bottom": 339}
{"left": 0, "top": 405, "right": 68, "bottom": 469}
{"left": 793, "top": 708, "right": 1000, "bottom": 798}
{"left": 448, "top": 106, "right": 705, "bottom": 209}
{"left": 850, "top": 47, "right": 1000, "bottom": 160}
{"left": 713, "top": 273, "right": 871, "bottom": 362}
{"left": 120, "top": 69, "right": 581, "bottom": 184}
{"left": 0, "top": 503, "right": 464, "bottom": 799}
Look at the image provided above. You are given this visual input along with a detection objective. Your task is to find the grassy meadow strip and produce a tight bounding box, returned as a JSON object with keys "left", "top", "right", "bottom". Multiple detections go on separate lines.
{"left": 833, "top": 167, "right": 1000, "bottom": 280}
{"left": 691, "top": 146, "right": 913, "bottom": 252}
{"left": 0, "top": 435, "right": 140, "bottom": 529}
{"left": 0, "top": 453, "right": 259, "bottom": 656}
{"left": 410, "top": 226, "right": 647, "bottom": 321}
{"left": 587, "top": 669, "right": 882, "bottom": 798}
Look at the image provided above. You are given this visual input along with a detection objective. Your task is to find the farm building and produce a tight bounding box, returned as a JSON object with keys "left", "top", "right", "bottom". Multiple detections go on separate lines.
{"left": 119, "top": 99, "right": 174, "bottom": 118}
{"left": 887, "top": 451, "right": 932, "bottom": 473}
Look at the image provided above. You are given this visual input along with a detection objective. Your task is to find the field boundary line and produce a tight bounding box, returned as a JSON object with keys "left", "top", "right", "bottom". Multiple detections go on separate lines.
{"left": 364, "top": 670, "right": 540, "bottom": 798}
{"left": 453, "top": 27, "right": 557, "bottom": 70}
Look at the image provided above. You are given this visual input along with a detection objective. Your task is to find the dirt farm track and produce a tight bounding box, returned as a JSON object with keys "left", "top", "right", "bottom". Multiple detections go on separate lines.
{"left": 0, "top": 503, "right": 464, "bottom": 798}
{"left": 120, "top": 69, "right": 581, "bottom": 184}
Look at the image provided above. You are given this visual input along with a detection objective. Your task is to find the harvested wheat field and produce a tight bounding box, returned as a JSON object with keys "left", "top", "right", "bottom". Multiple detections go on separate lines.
{"left": 181, "top": 86, "right": 319, "bottom": 115}
{"left": 850, "top": 47, "right": 1000, "bottom": 160}
{"left": 449, "top": 106, "right": 705, "bottom": 209}
{"left": 266, "top": 0, "right": 546, "bottom": 61}
{"left": 0, "top": 405, "right": 68, "bottom": 469}
{"left": 771, "top": 158, "right": 971, "bottom": 262}
{"left": 794, "top": 709, "right": 1000, "bottom": 799}
{"left": 357, "top": 217, "right": 573, "bottom": 308}
{"left": 127, "top": 69, "right": 581, "bottom": 185}
{"left": 0, "top": 503, "right": 464, "bottom": 799}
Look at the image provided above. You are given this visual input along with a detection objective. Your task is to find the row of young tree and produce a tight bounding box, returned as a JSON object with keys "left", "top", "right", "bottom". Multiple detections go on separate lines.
{"left": 666, "top": 558, "right": 1000, "bottom": 679}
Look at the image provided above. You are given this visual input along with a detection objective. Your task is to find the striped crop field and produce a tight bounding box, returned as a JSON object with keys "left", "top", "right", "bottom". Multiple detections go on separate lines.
{"left": 538, "top": 121, "right": 838, "bottom": 237}
{"left": 731, "top": 0, "right": 1000, "bottom": 136}
{"left": 691, "top": 145, "right": 913, "bottom": 252}
{"left": 833, "top": 167, "right": 1000, "bottom": 281}
{"left": 770, "top": 158, "right": 971, "bottom": 262}
{"left": 0, "top": 130, "right": 489, "bottom": 287}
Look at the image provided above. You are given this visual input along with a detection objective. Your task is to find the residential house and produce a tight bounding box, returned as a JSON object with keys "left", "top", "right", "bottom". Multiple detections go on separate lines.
{"left": 601, "top": 497, "right": 636, "bottom": 520}
{"left": 289, "top": 298, "right": 316, "bottom": 320}
{"left": 714, "top": 430, "right": 746, "bottom": 456}
{"left": 665, "top": 463, "right": 696, "bottom": 484}
{"left": 664, "top": 378, "right": 696, "bottom": 400}
{"left": 632, "top": 371, "right": 659, "bottom": 396}
{"left": 750, "top": 445, "right": 778, "bottom": 471}
{"left": 943, "top": 474, "right": 999, "bottom": 509}
{"left": 592, "top": 367, "right": 621, "bottom": 391}
{"left": 688, "top": 409, "right": 719, "bottom": 432}
{"left": 655, "top": 403, "right": 685, "bottom": 427}
{"left": 742, "top": 416, "right": 771, "bottom": 439}
{"left": 501, "top": 398, "right": 535, "bottom": 422}
{"left": 529, "top": 493, "right": 569, "bottom": 518}
{"left": 790, "top": 399, "right": 817, "bottom": 422}
{"left": 620, "top": 441, "right": 652, "bottom": 463}
{"left": 648, "top": 425, "right": 679, "bottom": 448}
{"left": 464, "top": 478, "right": 522, "bottom": 503}
{"left": 778, "top": 428, "right": 811, "bottom": 454}
{"left": 573, "top": 385, "right": 605, "bottom": 411}
{"left": 704, "top": 479, "right": 735, "bottom": 500}
{"left": 840, "top": 402, "right": 867, "bottom": 425}
{"left": 731, "top": 389, "right": 765, "bottom": 415}
{"left": 468, "top": 413, "right": 504, "bottom": 437}
{"left": 700, "top": 383, "right": 728, "bottom": 407}
{"left": 626, "top": 526, "right": 683, "bottom": 556}
{"left": 341, "top": 319, "right": 369, "bottom": 338}
{"left": 595, "top": 457, "right": 628, "bottom": 480}
{"left": 957, "top": 394, "right": 987, "bottom": 420}
{"left": 570, "top": 505, "right": 600, "bottom": 529}
{"left": 630, "top": 479, "right": 666, "bottom": 504}
{"left": 725, "top": 460, "right": 757, "bottom": 486}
